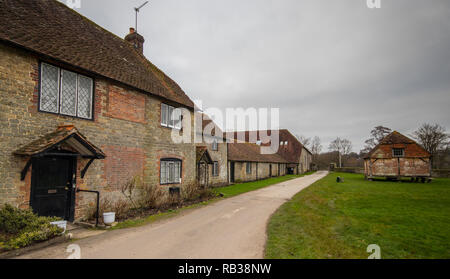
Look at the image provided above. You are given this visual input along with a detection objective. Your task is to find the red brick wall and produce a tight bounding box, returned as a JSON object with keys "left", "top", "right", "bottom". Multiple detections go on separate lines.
{"left": 106, "top": 84, "right": 146, "bottom": 124}
{"left": 373, "top": 144, "right": 429, "bottom": 159}
{"left": 102, "top": 146, "right": 146, "bottom": 190}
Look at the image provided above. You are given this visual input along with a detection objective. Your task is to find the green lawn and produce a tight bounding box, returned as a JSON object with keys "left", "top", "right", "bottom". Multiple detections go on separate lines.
{"left": 265, "top": 172, "right": 450, "bottom": 259}
{"left": 215, "top": 172, "right": 315, "bottom": 198}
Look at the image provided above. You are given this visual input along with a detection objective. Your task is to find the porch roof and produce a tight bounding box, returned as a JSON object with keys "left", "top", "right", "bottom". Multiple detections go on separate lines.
{"left": 196, "top": 146, "right": 213, "bottom": 164}
{"left": 14, "top": 125, "right": 106, "bottom": 159}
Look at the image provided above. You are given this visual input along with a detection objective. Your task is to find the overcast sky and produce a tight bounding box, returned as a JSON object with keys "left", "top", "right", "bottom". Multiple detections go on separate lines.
{"left": 73, "top": 0, "right": 450, "bottom": 152}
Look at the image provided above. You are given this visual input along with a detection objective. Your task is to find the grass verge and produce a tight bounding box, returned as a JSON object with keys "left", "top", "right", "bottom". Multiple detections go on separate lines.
{"left": 265, "top": 172, "right": 450, "bottom": 259}
{"left": 214, "top": 172, "right": 315, "bottom": 198}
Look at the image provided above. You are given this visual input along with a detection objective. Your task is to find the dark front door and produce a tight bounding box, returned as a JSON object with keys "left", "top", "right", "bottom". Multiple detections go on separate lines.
{"left": 31, "top": 157, "right": 75, "bottom": 221}
{"left": 270, "top": 165, "right": 273, "bottom": 177}
{"left": 230, "top": 162, "right": 235, "bottom": 183}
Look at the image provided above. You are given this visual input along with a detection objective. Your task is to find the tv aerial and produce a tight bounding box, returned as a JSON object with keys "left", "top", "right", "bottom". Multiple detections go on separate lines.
{"left": 134, "top": 1, "right": 149, "bottom": 33}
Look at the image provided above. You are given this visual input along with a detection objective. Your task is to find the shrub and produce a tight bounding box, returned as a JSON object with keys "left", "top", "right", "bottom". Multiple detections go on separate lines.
{"left": 182, "top": 183, "right": 217, "bottom": 202}
{"left": 0, "top": 204, "right": 63, "bottom": 252}
{"left": 138, "top": 183, "right": 167, "bottom": 210}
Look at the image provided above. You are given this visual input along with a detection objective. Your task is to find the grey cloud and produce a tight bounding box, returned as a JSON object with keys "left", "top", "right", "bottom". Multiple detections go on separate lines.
{"left": 76, "top": 0, "right": 450, "bottom": 151}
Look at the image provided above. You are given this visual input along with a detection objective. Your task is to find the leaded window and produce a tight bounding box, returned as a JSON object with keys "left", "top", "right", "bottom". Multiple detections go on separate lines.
{"left": 212, "top": 162, "right": 219, "bottom": 177}
{"left": 39, "top": 63, "right": 94, "bottom": 119}
{"left": 40, "top": 63, "right": 60, "bottom": 113}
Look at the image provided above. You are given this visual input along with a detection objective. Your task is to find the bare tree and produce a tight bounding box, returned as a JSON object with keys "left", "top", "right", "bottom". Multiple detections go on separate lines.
{"left": 311, "top": 136, "right": 322, "bottom": 155}
{"left": 296, "top": 135, "right": 311, "bottom": 149}
{"left": 412, "top": 123, "right": 449, "bottom": 160}
{"left": 310, "top": 136, "right": 322, "bottom": 163}
{"left": 360, "top": 126, "right": 392, "bottom": 154}
{"left": 329, "top": 137, "right": 353, "bottom": 167}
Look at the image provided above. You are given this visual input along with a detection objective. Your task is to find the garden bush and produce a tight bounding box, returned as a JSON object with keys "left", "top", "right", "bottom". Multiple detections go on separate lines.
{"left": 0, "top": 204, "right": 63, "bottom": 252}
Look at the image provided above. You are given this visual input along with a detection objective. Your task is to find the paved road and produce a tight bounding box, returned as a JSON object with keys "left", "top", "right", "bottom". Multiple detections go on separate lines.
{"left": 17, "top": 171, "right": 328, "bottom": 259}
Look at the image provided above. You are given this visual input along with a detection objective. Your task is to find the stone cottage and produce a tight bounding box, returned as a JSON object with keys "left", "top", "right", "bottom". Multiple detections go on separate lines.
{"left": 364, "top": 131, "right": 432, "bottom": 181}
{"left": 0, "top": 0, "right": 197, "bottom": 221}
{"left": 195, "top": 114, "right": 228, "bottom": 187}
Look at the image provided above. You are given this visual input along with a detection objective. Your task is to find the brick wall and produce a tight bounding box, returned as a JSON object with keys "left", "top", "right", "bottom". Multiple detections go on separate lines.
{"left": 0, "top": 43, "right": 196, "bottom": 220}
{"left": 365, "top": 143, "right": 431, "bottom": 178}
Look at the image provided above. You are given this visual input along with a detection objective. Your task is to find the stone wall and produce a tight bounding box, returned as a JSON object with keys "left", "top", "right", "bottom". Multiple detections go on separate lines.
{"left": 230, "top": 161, "right": 287, "bottom": 183}
{"left": 196, "top": 136, "right": 228, "bottom": 187}
{"left": 0, "top": 43, "right": 196, "bottom": 220}
{"left": 299, "top": 148, "right": 312, "bottom": 173}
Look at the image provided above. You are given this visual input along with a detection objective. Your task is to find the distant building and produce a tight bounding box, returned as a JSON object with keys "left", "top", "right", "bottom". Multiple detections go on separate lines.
{"left": 231, "top": 130, "right": 313, "bottom": 174}
{"left": 364, "top": 131, "right": 431, "bottom": 181}
{"left": 227, "top": 143, "right": 288, "bottom": 183}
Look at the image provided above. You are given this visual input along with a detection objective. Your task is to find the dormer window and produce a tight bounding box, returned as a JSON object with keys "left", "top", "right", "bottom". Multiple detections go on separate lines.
{"left": 393, "top": 148, "right": 405, "bottom": 157}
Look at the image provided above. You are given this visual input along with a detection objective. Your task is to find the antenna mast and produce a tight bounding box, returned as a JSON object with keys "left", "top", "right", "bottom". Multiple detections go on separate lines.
{"left": 134, "top": 1, "right": 149, "bottom": 33}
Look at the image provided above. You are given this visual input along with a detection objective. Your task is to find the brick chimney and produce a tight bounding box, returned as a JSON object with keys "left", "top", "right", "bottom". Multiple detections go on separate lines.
{"left": 125, "top": 27, "right": 145, "bottom": 54}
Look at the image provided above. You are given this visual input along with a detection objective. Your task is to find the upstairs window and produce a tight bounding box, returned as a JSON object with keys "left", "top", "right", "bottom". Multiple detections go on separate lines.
{"left": 160, "top": 159, "right": 182, "bottom": 185}
{"left": 40, "top": 63, "right": 93, "bottom": 119}
{"left": 246, "top": 162, "right": 252, "bottom": 174}
{"left": 212, "top": 162, "right": 219, "bottom": 177}
{"left": 212, "top": 140, "right": 218, "bottom": 151}
{"left": 393, "top": 148, "right": 405, "bottom": 158}
{"left": 161, "top": 103, "right": 182, "bottom": 129}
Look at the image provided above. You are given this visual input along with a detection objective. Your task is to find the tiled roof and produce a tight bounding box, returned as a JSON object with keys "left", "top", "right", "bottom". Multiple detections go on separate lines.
{"left": 14, "top": 125, "right": 105, "bottom": 158}
{"left": 0, "top": 0, "right": 194, "bottom": 108}
{"left": 230, "top": 129, "right": 306, "bottom": 163}
{"left": 228, "top": 142, "right": 289, "bottom": 164}
{"left": 379, "top": 131, "right": 416, "bottom": 145}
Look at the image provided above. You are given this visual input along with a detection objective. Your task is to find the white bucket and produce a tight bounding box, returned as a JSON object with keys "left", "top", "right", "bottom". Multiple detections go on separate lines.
{"left": 103, "top": 212, "right": 116, "bottom": 225}
{"left": 50, "top": 220, "right": 67, "bottom": 234}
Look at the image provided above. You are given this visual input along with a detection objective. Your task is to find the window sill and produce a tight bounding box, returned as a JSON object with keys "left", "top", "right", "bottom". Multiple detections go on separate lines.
{"left": 38, "top": 109, "right": 94, "bottom": 122}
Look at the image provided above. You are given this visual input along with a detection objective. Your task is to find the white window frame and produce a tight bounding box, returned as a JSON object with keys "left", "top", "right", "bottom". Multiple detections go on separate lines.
{"left": 160, "top": 159, "right": 182, "bottom": 185}
{"left": 161, "top": 103, "right": 182, "bottom": 130}
{"left": 39, "top": 62, "right": 94, "bottom": 120}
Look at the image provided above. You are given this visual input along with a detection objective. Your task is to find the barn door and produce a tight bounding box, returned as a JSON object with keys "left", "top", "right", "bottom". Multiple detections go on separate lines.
{"left": 31, "top": 157, "right": 75, "bottom": 221}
